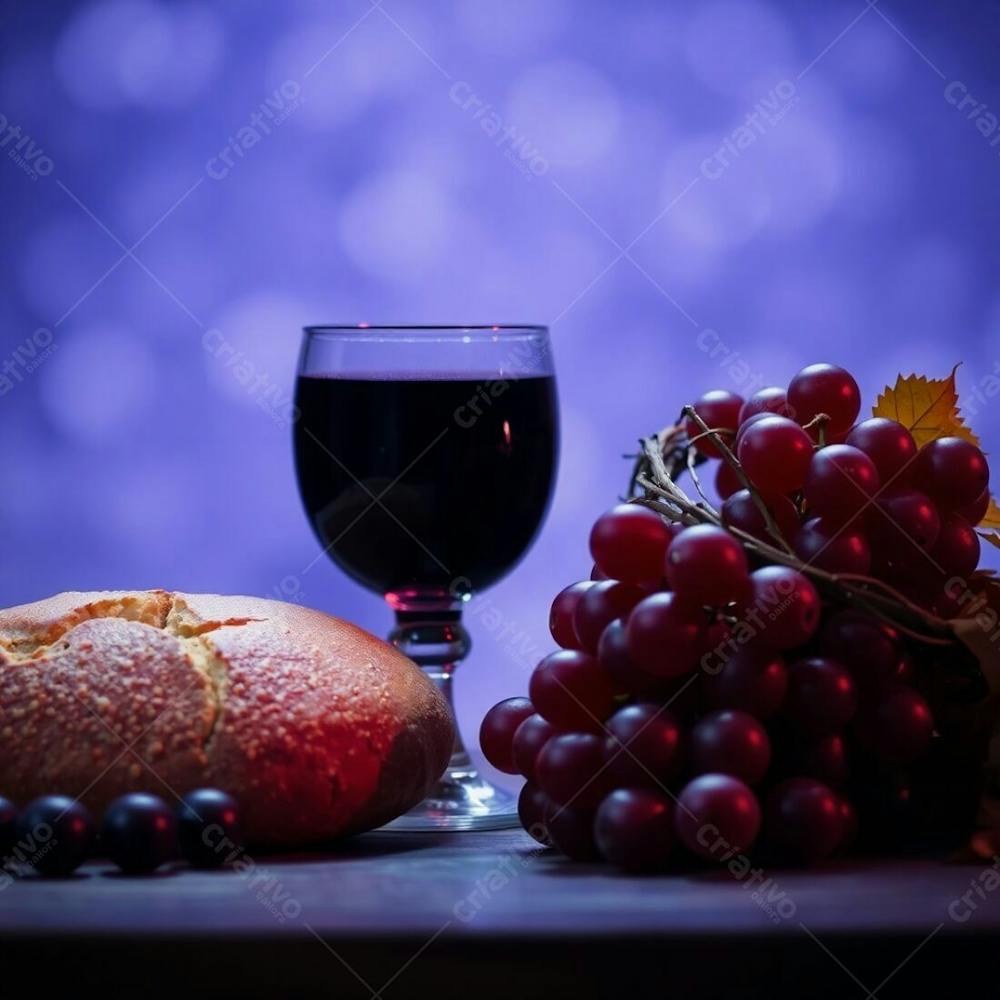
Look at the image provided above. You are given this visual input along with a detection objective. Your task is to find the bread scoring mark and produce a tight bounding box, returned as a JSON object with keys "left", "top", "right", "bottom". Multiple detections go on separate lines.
{"left": 164, "top": 593, "right": 264, "bottom": 639}
{"left": 181, "top": 634, "right": 231, "bottom": 761}
{"left": 172, "top": 617, "right": 263, "bottom": 637}
{"left": 0, "top": 590, "right": 265, "bottom": 664}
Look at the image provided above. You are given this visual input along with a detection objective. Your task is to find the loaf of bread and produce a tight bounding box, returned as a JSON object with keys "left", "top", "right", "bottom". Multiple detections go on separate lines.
{"left": 0, "top": 591, "right": 453, "bottom": 846}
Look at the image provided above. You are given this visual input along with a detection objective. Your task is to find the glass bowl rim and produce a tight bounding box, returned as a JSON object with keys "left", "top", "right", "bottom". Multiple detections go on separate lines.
{"left": 303, "top": 324, "right": 549, "bottom": 340}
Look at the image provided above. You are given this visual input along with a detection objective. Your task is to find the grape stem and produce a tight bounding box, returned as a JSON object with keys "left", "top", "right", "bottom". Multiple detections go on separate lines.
{"left": 686, "top": 426, "right": 738, "bottom": 448}
{"left": 631, "top": 418, "right": 957, "bottom": 649}
{"left": 685, "top": 446, "right": 723, "bottom": 521}
{"left": 801, "top": 411, "right": 830, "bottom": 448}
{"left": 681, "top": 405, "right": 795, "bottom": 556}
{"left": 636, "top": 434, "right": 723, "bottom": 526}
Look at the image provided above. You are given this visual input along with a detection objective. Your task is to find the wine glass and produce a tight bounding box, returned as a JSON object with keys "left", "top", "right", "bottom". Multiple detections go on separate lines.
{"left": 293, "top": 325, "right": 558, "bottom": 830}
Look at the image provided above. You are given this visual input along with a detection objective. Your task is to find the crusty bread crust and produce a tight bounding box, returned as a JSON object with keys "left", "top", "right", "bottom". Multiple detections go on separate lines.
{"left": 0, "top": 591, "right": 453, "bottom": 846}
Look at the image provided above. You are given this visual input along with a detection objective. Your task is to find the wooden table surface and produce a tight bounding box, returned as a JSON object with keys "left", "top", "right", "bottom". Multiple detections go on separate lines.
{"left": 1, "top": 829, "right": 996, "bottom": 999}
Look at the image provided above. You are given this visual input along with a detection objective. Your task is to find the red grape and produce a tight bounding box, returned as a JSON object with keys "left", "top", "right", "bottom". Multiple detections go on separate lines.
{"left": 666, "top": 525, "right": 751, "bottom": 607}
{"left": 512, "top": 714, "right": 556, "bottom": 781}
{"left": 699, "top": 625, "right": 734, "bottom": 696}
{"left": 739, "top": 385, "right": 793, "bottom": 423}
{"left": 529, "top": 650, "right": 617, "bottom": 731}
{"left": 784, "top": 657, "right": 857, "bottom": 734}
{"left": 868, "top": 489, "right": 941, "bottom": 557}
{"left": 846, "top": 418, "right": 917, "bottom": 485}
{"left": 735, "top": 411, "right": 775, "bottom": 449}
{"left": 517, "top": 783, "right": 552, "bottom": 845}
{"left": 590, "top": 504, "right": 674, "bottom": 583}
{"left": 722, "top": 489, "right": 800, "bottom": 545}
{"left": 547, "top": 803, "right": 600, "bottom": 860}
{"left": 929, "top": 586, "right": 967, "bottom": 619}
{"left": 913, "top": 437, "right": 989, "bottom": 510}
{"left": 928, "top": 512, "right": 980, "bottom": 577}
{"left": 792, "top": 517, "right": 871, "bottom": 575}
{"left": 626, "top": 592, "right": 704, "bottom": 678}
{"left": 590, "top": 563, "right": 609, "bottom": 581}
{"left": 702, "top": 648, "right": 787, "bottom": 719}
{"left": 573, "top": 580, "right": 647, "bottom": 653}
{"left": 820, "top": 611, "right": 907, "bottom": 688}
{"left": 766, "top": 778, "right": 844, "bottom": 862}
{"left": 737, "top": 416, "right": 814, "bottom": 495}
{"left": 536, "top": 733, "right": 611, "bottom": 808}
{"left": 597, "top": 618, "right": 662, "bottom": 696}
{"left": 604, "top": 703, "right": 683, "bottom": 788}
{"left": 803, "top": 732, "right": 848, "bottom": 787}
{"left": 594, "top": 789, "right": 675, "bottom": 871}
{"left": 685, "top": 389, "right": 744, "bottom": 458}
{"left": 700, "top": 617, "right": 732, "bottom": 659}
{"left": 745, "top": 565, "right": 821, "bottom": 650}
{"left": 689, "top": 710, "right": 771, "bottom": 785}
{"left": 550, "top": 582, "right": 593, "bottom": 649}
{"left": 957, "top": 489, "right": 990, "bottom": 526}
{"left": 861, "top": 684, "right": 933, "bottom": 763}
{"left": 804, "top": 445, "right": 880, "bottom": 525}
{"left": 675, "top": 774, "right": 761, "bottom": 860}
{"left": 479, "top": 697, "right": 535, "bottom": 774}
{"left": 787, "top": 363, "right": 861, "bottom": 437}
{"left": 715, "top": 460, "right": 743, "bottom": 500}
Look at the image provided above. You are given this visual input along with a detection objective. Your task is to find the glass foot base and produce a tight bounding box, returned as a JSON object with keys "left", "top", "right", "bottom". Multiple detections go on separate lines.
{"left": 380, "top": 764, "right": 520, "bottom": 832}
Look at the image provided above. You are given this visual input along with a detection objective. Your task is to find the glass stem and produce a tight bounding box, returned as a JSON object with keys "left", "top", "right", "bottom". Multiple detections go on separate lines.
{"left": 419, "top": 662, "right": 474, "bottom": 775}
{"left": 389, "top": 607, "right": 471, "bottom": 776}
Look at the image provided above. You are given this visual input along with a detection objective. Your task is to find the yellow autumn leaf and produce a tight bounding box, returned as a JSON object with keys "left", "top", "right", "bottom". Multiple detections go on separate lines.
{"left": 980, "top": 496, "right": 1000, "bottom": 531}
{"left": 969, "top": 494, "right": 1000, "bottom": 550}
{"left": 872, "top": 366, "right": 980, "bottom": 448}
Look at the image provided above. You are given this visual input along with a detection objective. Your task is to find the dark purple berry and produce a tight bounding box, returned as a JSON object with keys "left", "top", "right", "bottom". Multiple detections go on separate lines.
{"left": 103, "top": 792, "right": 177, "bottom": 874}
{"left": 17, "top": 795, "right": 94, "bottom": 876}
{"left": 178, "top": 789, "right": 243, "bottom": 868}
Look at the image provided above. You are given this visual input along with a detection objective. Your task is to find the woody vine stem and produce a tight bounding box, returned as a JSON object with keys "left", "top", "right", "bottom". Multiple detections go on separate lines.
{"left": 628, "top": 405, "right": 956, "bottom": 648}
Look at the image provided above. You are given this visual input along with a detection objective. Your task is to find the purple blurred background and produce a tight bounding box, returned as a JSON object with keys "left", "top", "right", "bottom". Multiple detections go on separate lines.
{"left": 1, "top": 1, "right": 998, "bottom": 787}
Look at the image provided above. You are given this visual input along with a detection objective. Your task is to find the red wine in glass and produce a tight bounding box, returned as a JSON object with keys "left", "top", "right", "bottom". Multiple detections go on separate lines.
{"left": 293, "top": 326, "right": 558, "bottom": 830}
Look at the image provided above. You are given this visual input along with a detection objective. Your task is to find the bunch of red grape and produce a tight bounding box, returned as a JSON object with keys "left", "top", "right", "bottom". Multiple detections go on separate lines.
{"left": 480, "top": 363, "right": 992, "bottom": 871}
